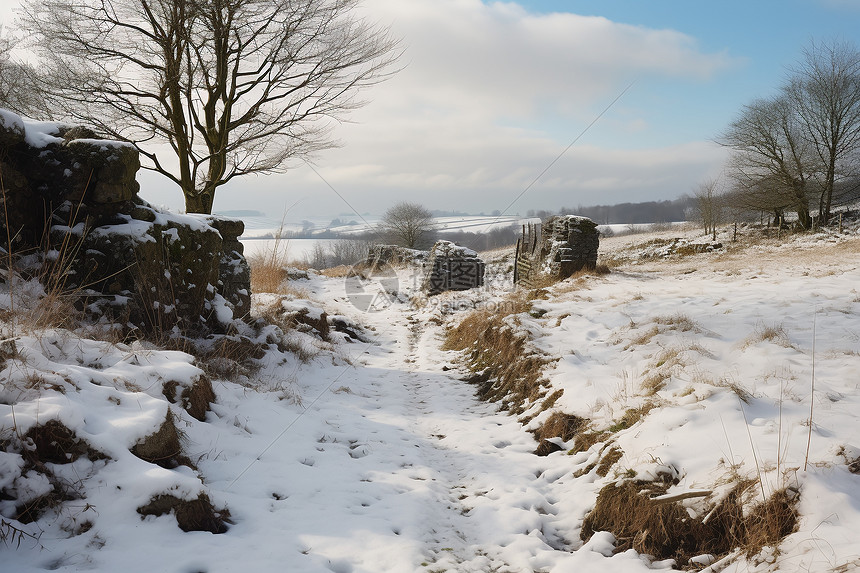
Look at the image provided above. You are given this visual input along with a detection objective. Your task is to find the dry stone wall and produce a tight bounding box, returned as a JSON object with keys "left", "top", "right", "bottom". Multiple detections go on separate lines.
{"left": 0, "top": 108, "right": 251, "bottom": 336}
{"left": 515, "top": 215, "right": 599, "bottom": 285}
{"left": 423, "top": 240, "right": 485, "bottom": 295}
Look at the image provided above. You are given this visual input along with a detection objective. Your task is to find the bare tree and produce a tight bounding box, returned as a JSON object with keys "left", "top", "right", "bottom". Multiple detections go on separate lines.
{"left": 721, "top": 40, "right": 860, "bottom": 229}
{"left": 721, "top": 95, "right": 816, "bottom": 229}
{"left": 380, "top": 202, "right": 436, "bottom": 250}
{"left": 19, "top": 0, "right": 399, "bottom": 213}
{"left": 693, "top": 178, "right": 723, "bottom": 240}
{"left": 0, "top": 27, "right": 44, "bottom": 115}
{"left": 789, "top": 40, "right": 860, "bottom": 222}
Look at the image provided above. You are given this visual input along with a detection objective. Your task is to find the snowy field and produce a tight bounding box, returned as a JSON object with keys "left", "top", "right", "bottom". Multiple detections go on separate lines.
{"left": 237, "top": 215, "right": 532, "bottom": 240}
{"left": 241, "top": 237, "right": 346, "bottom": 263}
{"left": 3, "top": 224, "right": 860, "bottom": 572}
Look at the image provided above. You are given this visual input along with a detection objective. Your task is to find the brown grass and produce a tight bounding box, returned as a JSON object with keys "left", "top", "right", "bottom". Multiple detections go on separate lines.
{"left": 572, "top": 430, "right": 610, "bottom": 454}
{"left": 581, "top": 479, "right": 798, "bottom": 565}
{"left": 628, "top": 325, "right": 661, "bottom": 347}
{"left": 608, "top": 403, "right": 657, "bottom": 432}
{"left": 653, "top": 313, "right": 699, "bottom": 332}
{"left": 246, "top": 235, "right": 311, "bottom": 296}
{"left": 532, "top": 412, "right": 587, "bottom": 455}
{"left": 444, "top": 301, "right": 554, "bottom": 415}
{"left": 714, "top": 376, "right": 754, "bottom": 404}
{"left": 130, "top": 413, "right": 191, "bottom": 470}
{"left": 319, "top": 265, "right": 357, "bottom": 278}
{"left": 595, "top": 446, "right": 624, "bottom": 477}
{"left": 640, "top": 371, "right": 671, "bottom": 395}
{"left": 743, "top": 322, "right": 792, "bottom": 349}
{"left": 25, "top": 420, "right": 105, "bottom": 465}
{"left": 137, "top": 492, "right": 229, "bottom": 534}
{"left": 534, "top": 412, "right": 587, "bottom": 443}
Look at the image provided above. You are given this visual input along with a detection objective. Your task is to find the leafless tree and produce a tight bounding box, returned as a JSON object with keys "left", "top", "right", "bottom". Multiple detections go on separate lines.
{"left": 19, "top": 0, "right": 399, "bottom": 213}
{"left": 720, "top": 40, "right": 860, "bottom": 228}
{"left": 721, "top": 95, "right": 816, "bottom": 229}
{"left": 693, "top": 178, "right": 723, "bottom": 240}
{"left": 0, "top": 28, "right": 44, "bottom": 115}
{"left": 380, "top": 202, "right": 436, "bottom": 250}
{"left": 789, "top": 40, "right": 860, "bottom": 222}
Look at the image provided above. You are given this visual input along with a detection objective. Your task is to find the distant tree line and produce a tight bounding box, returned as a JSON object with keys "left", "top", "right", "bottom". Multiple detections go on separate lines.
{"left": 526, "top": 197, "right": 696, "bottom": 225}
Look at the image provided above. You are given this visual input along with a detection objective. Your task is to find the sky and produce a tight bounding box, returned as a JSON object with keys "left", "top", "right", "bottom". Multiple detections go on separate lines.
{"left": 2, "top": 0, "right": 860, "bottom": 220}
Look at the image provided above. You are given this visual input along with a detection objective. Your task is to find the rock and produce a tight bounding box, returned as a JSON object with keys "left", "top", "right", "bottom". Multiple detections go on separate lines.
{"left": 515, "top": 215, "right": 599, "bottom": 285}
{"left": 366, "top": 244, "right": 426, "bottom": 267}
{"left": 423, "top": 240, "right": 485, "bottom": 295}
{"left": 197, "top": 215, "right": 251, "bottom": 319}
{"left": 63, "top": 139, "right": 141, "bottom": 204}
{"left": 0, "top": 107, "right": 252, "bottom": 336}
{"left": 277, "top": 299, "right": 330, "bottom": 339}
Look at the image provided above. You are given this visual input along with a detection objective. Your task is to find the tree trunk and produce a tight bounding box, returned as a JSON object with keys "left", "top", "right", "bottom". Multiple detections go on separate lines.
{"left": 795, "top": 205, "right": 812, "bottom": 230}
{"left": 184, "top": 191, "right": 214, "bottom": 214}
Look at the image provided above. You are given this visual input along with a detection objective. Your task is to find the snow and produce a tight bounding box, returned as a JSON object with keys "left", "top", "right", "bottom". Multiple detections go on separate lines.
{"left": 21, "top": 118, "right": 64, "bottom": 149}
{"left": 2, "top": 224, "right": 860, "bottom": 572}
{"left": 0, "top": 107, "right": 24, "bottom": 134}
{"left": 65, "top": 138, "right": 135, "bottom": 150}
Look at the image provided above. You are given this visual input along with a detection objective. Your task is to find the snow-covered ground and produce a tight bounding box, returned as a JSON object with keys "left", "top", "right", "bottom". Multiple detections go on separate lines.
{"left": 238, "top": 215, "right": 532, "bottom": 240}
{"left": 3, "top": 224, "right": 860, "bottom": 572}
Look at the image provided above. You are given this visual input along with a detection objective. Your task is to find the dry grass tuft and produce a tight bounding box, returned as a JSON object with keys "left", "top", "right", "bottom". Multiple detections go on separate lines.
{"left": 247, "top": 235, "right": 310, "bottom": 296}
{"left": 742, "top": 488, "right": 798, "bottom": 557}
{"left": 319, "top": 265, "right": 357, "bottom": 278}
{"left": 534, "top": 412, "right": 588, "bottom": 443}
{"left": 581, "top": 478, "right": 798, "bottom": 565}
{"left": 533, "top": 411, "right": 587, "bottom": 455}
{"left": 715, "top": 376, "right": 754, "bottom": 404}
{"left": 743, "top": 322, "right": 792, "bottom": 349}
{"left": 572, "top": 430, "right": 610, "bottom": 454}
{"left": 595, "top": 446, "right": 624, "bottom": 477}
{"left": 130, "top": 413, "right": 192, "bottom": 470}
{"left": 628, "top": 325, "right": 661, "bottom": 347}
{"left": 640, "top": 371, "right": 671, "bottom": 395}
{"left": 654, "top": 313, "right": 700, "bottom": 332}
{"left": 608, "top": 403, "right": 657, "bottom": 432}
{"left": 248, "top": 256, "right": 289, "bottom": 294}
{"left": 25, "top": 420, "right": 105, "bottom": 465}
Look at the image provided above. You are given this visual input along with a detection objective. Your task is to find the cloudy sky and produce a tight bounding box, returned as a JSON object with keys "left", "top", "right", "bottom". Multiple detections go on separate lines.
{"left": 2, "top": 0, "right": 859, "bottom": 220}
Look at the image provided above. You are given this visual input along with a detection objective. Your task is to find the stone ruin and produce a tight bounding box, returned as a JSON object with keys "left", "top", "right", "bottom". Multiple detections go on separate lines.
{"left": 423, "top": 240, "right": 485, "bottom": 295}
{"left": 365, "top": 243, "right": 426, "bottom": 267}
{"left": 514, "top": 215, "right": 599, "bottom": 285}
{"left": 0, "top": 108, "right": 250, "bottom": 336}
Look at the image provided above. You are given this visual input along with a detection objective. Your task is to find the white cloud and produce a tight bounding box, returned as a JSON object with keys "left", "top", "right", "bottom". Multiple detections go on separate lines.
{"left": 360, "top": 0, "right": 735, "bottom": 123}
{"left": 237, "top": 0, "right": 737, "bottom": 216}
{"left": 0, "top": 0, "right": 738, "bottom": 217}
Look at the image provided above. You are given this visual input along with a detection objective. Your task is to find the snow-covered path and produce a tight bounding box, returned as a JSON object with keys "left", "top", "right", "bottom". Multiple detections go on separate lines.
{"left": 248, "top": 276, "right": 650, "bottom": 573}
